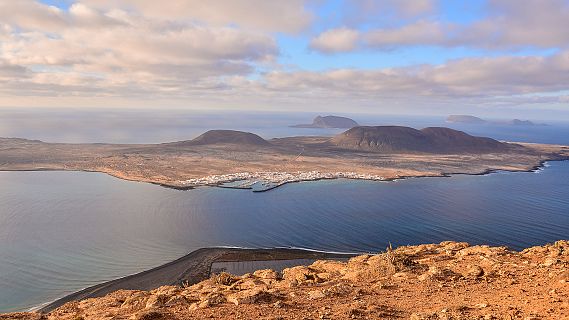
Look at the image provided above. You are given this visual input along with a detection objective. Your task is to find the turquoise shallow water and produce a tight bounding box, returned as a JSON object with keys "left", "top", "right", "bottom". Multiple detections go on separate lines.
{"left": 1, "top": 161, "right": 569, "bottom": 312}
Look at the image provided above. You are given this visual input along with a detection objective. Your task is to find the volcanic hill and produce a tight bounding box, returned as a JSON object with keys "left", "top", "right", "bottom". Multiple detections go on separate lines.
{"left": 331, "top": 126, "right": 512, "bottom": 153}
{"left": 168, "top": 130, "right": 271, "bottom": 147}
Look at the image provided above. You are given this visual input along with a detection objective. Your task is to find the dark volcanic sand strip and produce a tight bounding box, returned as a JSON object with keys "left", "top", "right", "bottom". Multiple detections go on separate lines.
{"left": 39, "top": 248, "right": 357, "bottom": 313}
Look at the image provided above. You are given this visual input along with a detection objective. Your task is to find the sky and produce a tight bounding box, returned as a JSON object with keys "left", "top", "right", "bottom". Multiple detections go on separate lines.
{"left": 0, "top": 0, "right": 568, "bottom": 119}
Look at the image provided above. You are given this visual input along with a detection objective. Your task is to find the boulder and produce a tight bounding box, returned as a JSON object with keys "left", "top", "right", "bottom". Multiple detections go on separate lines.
{"left": 307, "top": 290, "right": 326, "bottom": 300}
{"left": 145, "top": 295, "right": 168, "bottom": 309}
{"left": 214, "top": 272, "right": 238, "bottom": 286}
{"left": 462, "top": 265, "right": 484, "bottom": 278}
{"left": 253, "top": 269, "right": 279, "bottom": 280}
{"left": 229, "top": 278, "right": 266, "bottom": 291}
{"left": 282, "top": 266, "right": 323, "bottom": 285}
{"left": 418, "top": 266, "right": 462, "bottom": 282}
{"left": 310, "top": 260, "right": 347, "bottom": 275}
{"left": 194, "top": 293, "right": 226, "bottom": 309}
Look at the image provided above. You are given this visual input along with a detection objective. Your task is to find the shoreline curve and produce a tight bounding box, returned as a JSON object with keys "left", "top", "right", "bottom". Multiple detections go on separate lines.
{"left": 37, "top": 247, "right": 357, "bottom": 313}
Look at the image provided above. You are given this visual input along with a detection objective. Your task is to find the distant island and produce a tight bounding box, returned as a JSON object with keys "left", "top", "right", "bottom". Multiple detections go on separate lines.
{"left": 507, "top": 119, "right": 543, "bottom": 126}
{"left": 291, "top": 115, "right": 359, "bottom": 128}
{"left": 446, "top": 115, "right": 487, "bottom": 124}
{"left": 1, "top": 126, "right": 567, "bottom": 191}
{"left": 446, "top": 115, "right": 546, "bottom": 126}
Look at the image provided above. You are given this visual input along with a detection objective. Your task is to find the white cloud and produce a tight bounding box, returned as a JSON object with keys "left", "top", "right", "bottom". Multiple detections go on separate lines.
{"left": 68, "top": 3, "right": 127, "bottom": 28}
{"left": 261, "top": 50, "right": 569, "bottom": 101}
{"left": 0, "top": 61, "right": 30, "bottom": 81}
{"left": 79, "top": 0, "right": 312, "bottom": 33}
{"left": 456, "top": 0, "right": 569, "bottom": 49}
{"left": 311, "top": 0, "right": 569, "bottom": 53}
{"left": 309, "top": 28, "right": 360, "bottom": 53}
{"left": 394, "top": 0, "right": 437, "bottom": 17}
{"left": 0, "top": 0, "right": 66, "bottom": 32}
{"left": 0, "top": 1, "right": 279, "bottom": 100}
{"left": 0, "top": 0, "right": 568, "bottom": 114}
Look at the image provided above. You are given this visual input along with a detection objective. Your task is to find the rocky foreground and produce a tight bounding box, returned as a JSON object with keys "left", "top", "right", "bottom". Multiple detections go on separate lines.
{"left": 3, "top": 241, "right": 569, "bottom": 320}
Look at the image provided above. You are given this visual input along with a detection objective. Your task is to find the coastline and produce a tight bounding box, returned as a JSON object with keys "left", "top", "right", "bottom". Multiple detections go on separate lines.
{"left": 6, "top": 240, "right": 569, "bottom": 319}
{"left": 3, "top": 154, "right": 567, "bottom": 193}
{"left": 2, "top": 134, "right": 568, "bottom": 193}
{"left": 37, "top": 247, "right": 357, "bottom": 313}
{"left": 224, "top": 156, "right": 569, "bottom": 192}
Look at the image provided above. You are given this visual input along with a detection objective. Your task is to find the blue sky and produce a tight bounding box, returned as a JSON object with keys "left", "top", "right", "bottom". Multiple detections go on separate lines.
{"left": 40, "top": 0, "right": 71, "bottom": 8}
{"left": 275, "top": 0, "right": 559, "bottom": 72}
{"left": 35, "top": 0, "right": 561, "bottom": 71}
{"left": 0, "top": 0, "right": 568, "bottom": 119}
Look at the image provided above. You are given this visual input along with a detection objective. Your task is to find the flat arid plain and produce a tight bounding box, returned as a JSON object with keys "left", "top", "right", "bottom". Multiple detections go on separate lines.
{"left": 1, "top": 126, "right": 568, "bottom": 190}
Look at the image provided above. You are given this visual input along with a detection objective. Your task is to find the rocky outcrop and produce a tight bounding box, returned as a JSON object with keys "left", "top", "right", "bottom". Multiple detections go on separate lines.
{"left": 3, "top": 240, "right": 568, "bottom": 319}
{"left": 331, "top": 126, "right": 513, "bottom": 153}
{"left": 292, "top": 115, "right": 359, "bottom": 128}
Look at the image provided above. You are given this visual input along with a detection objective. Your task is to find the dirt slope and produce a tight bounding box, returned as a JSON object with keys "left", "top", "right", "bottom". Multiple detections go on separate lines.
{"left": 3, "top": 241, "right": 568, "bottom": 319}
